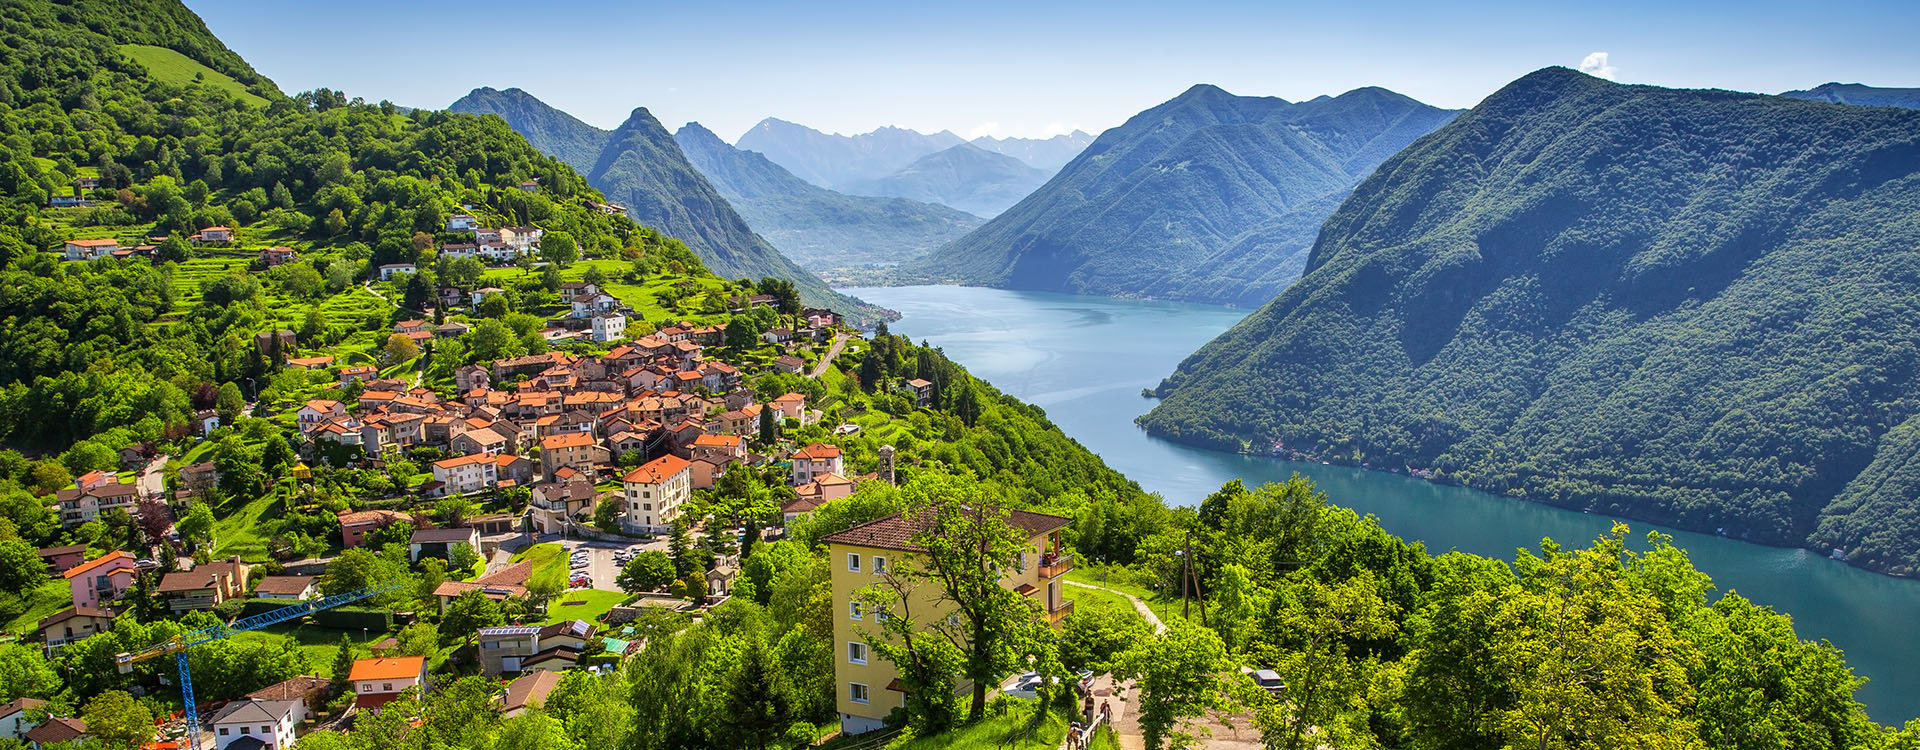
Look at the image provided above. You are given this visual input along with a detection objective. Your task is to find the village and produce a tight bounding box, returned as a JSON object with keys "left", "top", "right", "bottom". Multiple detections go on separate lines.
{"left": 11, "top": 206, "right": 1079, "bottom": 750}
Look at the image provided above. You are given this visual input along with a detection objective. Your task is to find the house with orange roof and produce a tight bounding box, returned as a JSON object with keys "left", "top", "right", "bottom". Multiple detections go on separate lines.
{"left": 297, "top": 399, "right": 346, "bottom": 433}
{"left": 348, "top": 656, "right": 427, "bottom": 712}
{"left": 62, "top": 238, "right": 119, "bottom": 261}
{"left": 691, "top": 434, "right": 746, "bottom": 463}
{"left": 540, "top": 432, "right": 608, "bottom": 479}
{"left": 429, "top": 453, "right": 498, "bottom": 497}
{"left": 771, "top": 392, "right": 807, "bottom": 421}
{"left": 621, "top": 455, "right": 691, "bottom": 533}
{"left": 792, "top": 443, "right": 844, "bottom": 485}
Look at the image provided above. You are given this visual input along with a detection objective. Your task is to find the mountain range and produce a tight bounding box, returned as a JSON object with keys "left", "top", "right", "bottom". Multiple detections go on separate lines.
{"left": 448, "top": 88, "right": 881, "bottom": 319}
{"left": 673, "top": 122, "right": 983, "bottom": 269}
{"left": 732, "top": 119, "right": 1091, "bottom": 217}
{"left": 841, "top": 142, "right": 1052, "bottom": 218}
{"left": 904, "top": 84, "right": 1460, "bottom": 306}
{"left": 1781, "top": 82, "right": 1920, "bottom": 109}
{"left": 1139, "top": 67, "right": 1920, "bottom": 576}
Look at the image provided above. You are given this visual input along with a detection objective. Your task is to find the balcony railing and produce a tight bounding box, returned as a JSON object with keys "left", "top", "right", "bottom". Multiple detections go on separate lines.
{"left": 1044, "top": 599, "right": 1074, "bottom": 624}
{"left": 1038, "top": 553, "right": 1073, "bottom": 579}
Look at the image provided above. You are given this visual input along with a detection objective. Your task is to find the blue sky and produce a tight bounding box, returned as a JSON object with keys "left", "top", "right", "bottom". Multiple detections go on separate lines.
{"left": 186, "top": 0, "right": 1920, "bottom": 142}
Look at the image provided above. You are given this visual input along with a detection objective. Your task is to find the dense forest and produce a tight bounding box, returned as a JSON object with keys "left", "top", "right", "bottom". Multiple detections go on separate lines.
{"left": 905, "top": 84, "right": 1458, "bottom": 306}
{"left": 1141, "top": 67, "right": 1920, "bottom": 576}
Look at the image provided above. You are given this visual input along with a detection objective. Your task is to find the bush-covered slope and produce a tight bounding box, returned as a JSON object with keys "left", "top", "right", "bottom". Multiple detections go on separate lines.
{"left": 674, "top": 122, "right": 982, "bottom": 269}
{"left": 1140, "top": 67, "right": 1920, "bottom": 575}
{"left": 448, "top": 89, "right": 887, "bottom": 321}
{"left": 906, "top": 84, "right": 1457, "bottom": 306}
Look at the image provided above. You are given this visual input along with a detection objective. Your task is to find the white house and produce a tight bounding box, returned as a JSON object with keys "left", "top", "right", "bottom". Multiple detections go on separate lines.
{"left": 0, "top": 698, "right": 47, "bottom": 741}
{"left": 430, "top": 453, "right": 499, "bottom": 496}
{"left": 447, "top": 214, "right": 479, "bottom": 232}
{"left": 377, "top": 263, "right": 416, "bottom": 281}
{"left": 570, "top": 292, "right": 620, "bottom": 320}
{"left": 209, "top": 699, "right": 299, "bottom": 750}
{"left": 621, "top": 455, "right": 691, "bottom": 534}
{"left": 62, "top": 238, "right": 119, "bottom": 261}
{"left": 296, "top": 399, "right": 347, "bottom": 433}
{"left": 501, "top": 226, "right": 544, "bottom": 250}
{"left": 471, "top": 287, "right": 506, "bottom": 307}
{"left": 590, "top": 314, "right": 627, "bottom": 343}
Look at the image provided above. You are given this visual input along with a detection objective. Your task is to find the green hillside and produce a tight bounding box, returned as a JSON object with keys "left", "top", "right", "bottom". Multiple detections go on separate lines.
{"left": 905, "top": 84, "right": 1458, "bottom": 306}
{"left": 1140, "top": 67, "right": 1920, "bottom": 576}
{"left": 117, "top": 44, "right": 269, "bottom": 106}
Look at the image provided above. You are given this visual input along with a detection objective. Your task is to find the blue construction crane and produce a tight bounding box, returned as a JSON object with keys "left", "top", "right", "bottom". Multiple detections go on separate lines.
{"left": 115, "top": 582, "right": 405, "bottom": 750}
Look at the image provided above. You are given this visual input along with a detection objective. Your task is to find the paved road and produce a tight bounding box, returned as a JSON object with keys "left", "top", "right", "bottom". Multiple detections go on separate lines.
{"left": 810, "top": 332, "right": 851, "bottom": 378}
{"left": 136, "top": 454, "right": 168, "bottom": 499}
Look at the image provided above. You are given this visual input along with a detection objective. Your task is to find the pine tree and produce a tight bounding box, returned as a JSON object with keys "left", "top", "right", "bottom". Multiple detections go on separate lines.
{"left": 329, "top": 635, "right": 355, "bottom": 698}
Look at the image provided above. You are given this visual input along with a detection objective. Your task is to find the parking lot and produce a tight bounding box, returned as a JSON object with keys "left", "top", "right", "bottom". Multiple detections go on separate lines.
{"left": 551, "top": 537, "right": 666, "bottom": 593}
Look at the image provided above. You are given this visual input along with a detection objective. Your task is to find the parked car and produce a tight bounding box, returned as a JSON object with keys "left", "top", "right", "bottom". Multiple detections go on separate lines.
{"left": 1001, "top": 672, "right": 1046, "bottom": 700}
{"left": 1252, "top": 669, "right": 1285, "bottom": 693}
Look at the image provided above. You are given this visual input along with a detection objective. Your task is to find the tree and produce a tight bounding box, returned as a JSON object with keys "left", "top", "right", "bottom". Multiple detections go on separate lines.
{"left": 891, "top": 472, "right": 1044, "bottom": 722}
{"left": 583, "top": 266, "right": 609, "bottom": 287}
{"left": 0, "top": 539, "right": 46, "bottom": 601}
{"left": 757, "top": 405, "right": 776, "bottom": 445}
{"left": 156, "top": 235, "right": 191, "bottom": 263}
{"left": 540, "top": 231, "right": 578, "bottom": 266}
{"left": 448, "top": 542, "right": 483, "bottom": 576}
{"left": 859, "top": 574, "right": 966, "bottom": 733}
{"left": 83, "top": 690, "right": 155, "bottom": 749}
{"left": 469, "top": 319, "right": 525, "bottom": 362}
{"left": 718, "top": 638, "right": 792, "bottom": 750}
{"left": 440, "top": 590, "right": 505, "bottom": 647}
{"left": 1118, "top": 620, "right": 1239, "bottom": 750}
{"left": 668, "top": 525, "right": 694, "bottom": 578}
{"left": 594, "top": 498, "right": 622, "bottom": 534}
{"left": 0, "top": 643, "right": 60, "bottom": 702}
{"left": 177, "top": 502, "right": 216, "bottom": 548}
{"left": 215, "top": 381, "right": 245, "bottom": 423}
{"left": 394, "top": 623, "right": 439, "bottom": 656}
{"left": 284, "top": 264, "right": 324, "bottom": 299}
{"left": 1260, "top": 572, "right": 1397, "bottom": 750}
{"left": 684, "top": 572, "right": 708, "bottom": 603}
{"left": 328, "top": 635, "right": 355, "bottom": 698}
{"left": 618, "top": 551, "right": 675, "bottom": 593}
{"left": 1060, "top": 601, "right": 1153, "bottom": 674}
{"left": 300, "top": 308, "right": 329, "bottom": 342}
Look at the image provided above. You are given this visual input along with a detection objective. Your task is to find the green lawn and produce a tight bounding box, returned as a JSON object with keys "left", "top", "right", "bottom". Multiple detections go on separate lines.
{"left": 1065, "top": 568, "right": 1191, "bottom": 624}
{"left": 228, "top": 624, "right": 391, "bottom": 678}
{"left": 3, "top": 578, "right": 75, "bottom": 636}
{"left": 886, "top": 702, "right": 1068, "bottom": 750}
{"left": 541, "top": 589, "right": 626, "bottom": 625}
{"left": 212, "top": 491, "right": 283, "bottom": 562}
{"left": 116, "top": 44, "right": 267, "bottom": 106}
{"left": 510, "top": 543, "right": 567, "bottom": 582}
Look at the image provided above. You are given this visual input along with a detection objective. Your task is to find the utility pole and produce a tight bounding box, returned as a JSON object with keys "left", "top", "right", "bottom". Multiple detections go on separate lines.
{"left": 1181, "top": 530, "right": 1208, "bottom": 627}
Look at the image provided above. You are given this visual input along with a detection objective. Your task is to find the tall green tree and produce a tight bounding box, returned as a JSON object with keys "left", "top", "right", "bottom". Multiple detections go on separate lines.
{"left": 1118, "top": 620, "right": 1239, "bottom": 750}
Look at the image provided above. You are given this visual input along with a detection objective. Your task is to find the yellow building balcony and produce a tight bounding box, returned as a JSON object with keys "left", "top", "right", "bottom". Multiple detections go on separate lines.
{"left": 1038, "top": 553, "right": 1074, "bottom": 579}
{"left": 1044, "top": 599, "right": 1074, "bottom": 624}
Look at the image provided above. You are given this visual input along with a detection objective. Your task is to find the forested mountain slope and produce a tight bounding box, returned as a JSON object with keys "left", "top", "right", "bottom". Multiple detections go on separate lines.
{"left": 674, "top": 123, "right": 982, "bottom": 269}
{"left": 448, "top": 89, "right": 885, "bottom": 320}
{"left": 1140, "top": 67, "right": 1920, "bottom": 576}
{"left": 906, "top": 84, "right": 1457, "bottom": 306}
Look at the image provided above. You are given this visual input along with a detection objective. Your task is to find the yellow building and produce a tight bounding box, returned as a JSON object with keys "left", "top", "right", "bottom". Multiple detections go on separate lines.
{"left": 823, "top": 508, "right": 1075, "bottom": 735}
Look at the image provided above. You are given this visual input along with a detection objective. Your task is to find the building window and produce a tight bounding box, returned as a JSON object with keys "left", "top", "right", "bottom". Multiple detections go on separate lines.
{"left": 219, "top": 729, "right": 229, "bottom": 736}
{"left": 643, "top": 503, "right": 653, "bottom": 511}
{"left": 240, "top": 728, "right": 251, "bottom": 735}
{"left": 877, "top": 610, "right": 890, "bottom": 623}
{"left": 850, "top": 600, "right": 862, "bottom": 620}
{"left": 847, "top": 553, "right": 861, "bottom": 573}
{"left": 874, "top": 556, "right": 887, "bottom": 574}
{"left": 848, "top": 641, "right": 867, "bottom": 665}
{"left": 383, "top": 683, "right": 393, "bottom": 692}
{"left": 850, "top": 682, "right": 870, "bottom": 704}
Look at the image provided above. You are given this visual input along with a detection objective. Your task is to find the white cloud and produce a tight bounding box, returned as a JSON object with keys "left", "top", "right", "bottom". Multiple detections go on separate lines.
{"left": 1039, "top": 121, "right": 1081, "bottom": 138}
{"left": 967, "top": 122, "right": 1003, "bottom": 139}
{"left": 1579, "top": 51, "right": 1618, "bottom": 80}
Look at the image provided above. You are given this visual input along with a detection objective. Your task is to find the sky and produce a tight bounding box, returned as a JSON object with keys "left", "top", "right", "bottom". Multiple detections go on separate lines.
{"left": 185, "top": 0, "right": 1920, "bottom": 142}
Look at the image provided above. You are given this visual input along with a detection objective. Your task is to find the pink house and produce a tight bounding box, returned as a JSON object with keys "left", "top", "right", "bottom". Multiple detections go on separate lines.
{"left": 63, "top": 551, "right": 137, "bottom": 610}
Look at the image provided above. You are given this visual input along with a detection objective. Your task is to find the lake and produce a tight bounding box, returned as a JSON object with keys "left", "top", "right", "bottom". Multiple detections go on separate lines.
{"left": 844, "top": 284, "right": 1920, "bottom": 723}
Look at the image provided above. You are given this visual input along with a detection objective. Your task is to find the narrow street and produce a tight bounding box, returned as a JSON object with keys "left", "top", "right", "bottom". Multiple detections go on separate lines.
{"left": 809, "top": 332, "right": 850, "bottom": 378}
